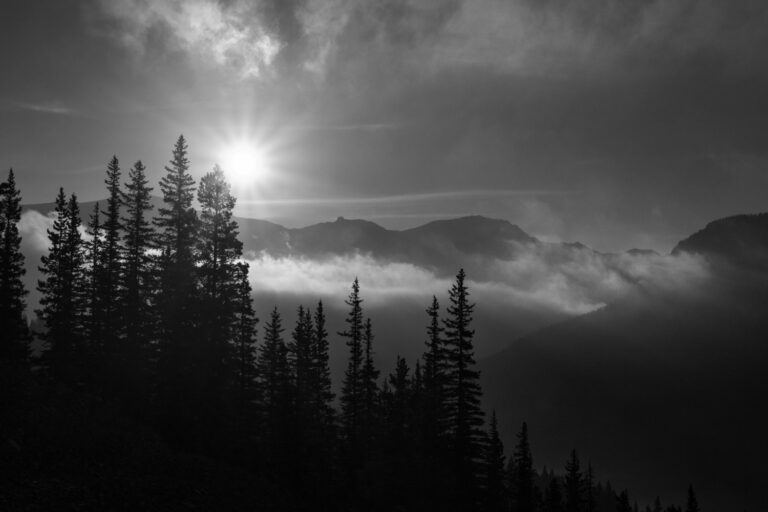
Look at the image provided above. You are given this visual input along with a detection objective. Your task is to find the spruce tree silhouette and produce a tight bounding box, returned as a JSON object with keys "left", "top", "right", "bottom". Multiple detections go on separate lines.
{"left": 340, "top": 278, "right": 365, "bottom": 455}
{"left": 153, "top": 135, "right": 199, "bottom": 434}
{"left": 443, "top": 268, "right": 485, "bottom": 510}
{"left": 256, "top": 306, "right": 290, "bottom": 469}
{"left": 37, "top": 189, "right": 85, "bottom": 383}
{"left": 565, "top": 449, "right": 584, "bottom": 512}
{"left": 196, "top": 165, "right": 243, "bottom": 421}
{"left": 121, "top": 159, "right": 155, "bottom": 397}
{"left": 585, "top": 463, "right": 596, "bottom": 512}
{"left": 545, "top": 478, "right": 565, "bottom": 512}
{"left": 312, "top": 300, "right": 335, "bottom": 429}
{"left": 360, "top": 316, "right": 380, "bottom": 461}
{"left": 512, "top": 421, "right": 535, "bottom": 512}
{"left": 616, "top": 489, "right": 632, "bottom": 512}
{"left": 84, "top": 202, "right": 104, "bottom": 361}
{"left": 483, "top": 410, "right": 507, "bottom": 512}
{"left": 100, "top": 156, "right": 123, "bottom": 374}
{"left": 233, "top": 262, "right": 258, "bottom": 414}
{"left": 685, "top": 485, "right": 699, "bottom": 512}
{"left": 0, "top": 169, "right": 31, "bottom": 362}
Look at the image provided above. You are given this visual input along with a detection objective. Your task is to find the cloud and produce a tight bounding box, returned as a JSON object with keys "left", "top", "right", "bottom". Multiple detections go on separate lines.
{"left": 244, "top": 246, "right": 709, "bottom": 316}
{"left": 14, "top": 102, "right": 78, "bottom": 116}
{"left": 97, "top": 0, "right": 282, "bottom": 78}
{"left": 94, "top": 0, "right": 768, "bottom": 83}
{"left": 18, "top": 210, "right": 54, "bottom": 253}
{"left": 238, "top": 188, "right": 573, "bottom": 207}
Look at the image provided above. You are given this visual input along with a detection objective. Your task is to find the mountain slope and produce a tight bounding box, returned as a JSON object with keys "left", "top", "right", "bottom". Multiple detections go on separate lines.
{"left": 480, "top": 214, "right": 768, "bottom": 511}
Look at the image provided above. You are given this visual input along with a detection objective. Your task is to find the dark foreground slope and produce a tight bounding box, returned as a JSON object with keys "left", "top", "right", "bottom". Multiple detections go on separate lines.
{"left": 481, "top": 214, "right": 768, "bottom": 511}
{"left": 0, "top": 366, "right": 283, "bottom": 511}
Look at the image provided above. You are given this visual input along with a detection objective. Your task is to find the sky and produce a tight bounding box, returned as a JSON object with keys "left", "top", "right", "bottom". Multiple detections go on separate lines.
{"left": 2, "top": 0, "right": 768, "bottom": 252}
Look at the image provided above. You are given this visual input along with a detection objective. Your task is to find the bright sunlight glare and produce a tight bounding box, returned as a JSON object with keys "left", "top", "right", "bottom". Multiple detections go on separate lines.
{"left": 219, "top": 141, "right": 269, "bottom": 187}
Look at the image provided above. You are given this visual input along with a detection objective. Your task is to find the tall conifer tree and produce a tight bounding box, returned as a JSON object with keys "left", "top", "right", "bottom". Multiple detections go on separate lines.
{"left": 513, "top": 421, "right": 535, "bottom": 512}
{"left": 484, "top": 410, "right": 507, "bottom": 512}
{"left": 565, "top": 449, "right": 584, "bottom": 512}
{"left": 121, "top": 160, "right": 155, "bottom": 366}
{"left": 685, "top": 485, "right": 699, "bottom": 512}
{"left": 312, "top": 300, "right": 334, "bottom": 427}
{"left": 288, "top": 305, "right": 314, "bottom": 425}
{"left": 196, "top": 165, "right": 242, "bottom": 393}
{"left": 616, "top": 490, "right": 632, "bottom": 512}
{"left": 545, "top": 479, "right": 564, "bottom": 512}
{"left": 340, "top": 278, "right": 364, "bottom": 444}
{"left": 233, "top": 262, "right": 257, "bottom": 409}
{"left": 84, "top": 202, "right": 104, "bottom": 369}
{"left": 0, "top": 169, "right": 30, "bottom": 361}
{"left": 256, "top": 307, "right": 290, "bottom": 463}
{"left": 37, "top": 190, "right": 86, "bottom": 380}
{"left": 423, "top": 295, "right": 448, "bottom": 441}
{"left": 443, "top": 268, "right": 485, "bottom": 508}
{"left": 360, "top": 316, "right": 380, "bottom": 455}
{"left": 154, "top": 135, "right": 198, "bottom": 397}
{"left": 100, "top": 156, "right": 123, "bottom": 362}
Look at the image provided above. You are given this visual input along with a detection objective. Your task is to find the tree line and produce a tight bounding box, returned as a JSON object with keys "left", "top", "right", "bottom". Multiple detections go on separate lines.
{"left": 1, "top": 136, "right": 700, "bottom": 511}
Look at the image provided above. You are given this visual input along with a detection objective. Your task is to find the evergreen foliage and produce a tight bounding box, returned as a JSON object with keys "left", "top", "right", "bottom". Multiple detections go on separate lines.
{"left": 154, "top": 135, "right": 198, "bottom": 387}
{"left": 121, "top": 160, "right": 155, "bottom": 374}
{"left": 512, "top": 421, "right": 535, "bottom": 512}
{"left": 685, "top": 485, "right": 699, "bottom": 512}
{"left": 196, "top": 165, "right": 243, "bottom": 405}
{"left": 0, "top": 169, "right": 30, "bottom": 361}
{"left": 565, "top": 449, "right": 584, "bottom": 512}
{"left": 100, "top": 156, "right": 124, "bottom": 364}
{"left": 484, "top": 410, "right": 507, "bottom": 512}
{"left": 340, "top": 277, "right": 364, "bottom": 446}
{"left": 36, "top": 190, "right": 85, "bottom": 381}
{"left": 442, "top": 268, "right": 485, "bottom": 508}
{"left": 617, "top": 489, "right": 632, "bottom": 512}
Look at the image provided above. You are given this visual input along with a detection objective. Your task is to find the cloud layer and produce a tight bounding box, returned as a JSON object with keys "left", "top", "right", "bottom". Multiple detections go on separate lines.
{"left": 97, "top": 0, "right": 282, "bottom": 78}
{"left": 244, "top": 244, "right": 709, "bottom": 316}
{"left": 96, "top": 0, "right": 768, "bottom": 83}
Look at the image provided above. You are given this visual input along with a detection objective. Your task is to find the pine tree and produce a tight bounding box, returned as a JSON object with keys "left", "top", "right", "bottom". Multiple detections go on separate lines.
{"left": 512, "top": 421, "right": 535, "bottom": 512}
{"left": 100, "top": 156, "right": 124, "bottom": 363}
{"left": 386, "top": 355, "right": 411, "bottom": 437}
{"left": 483, "top": 410, "right": 507, "bottom": 512}
{"left": 585, "top": 463, "right": 596, "bottom": 512}
{"left": 544, "top": 478, "right": 564, "bottom": 512}
{"left": 340, "top": 278, "right": 364, "bottom": 445}
{"left": 312, "top": 300, "right": 334, "bottom": 427}
{"left": 256, "top": 307, "right": 289, "bottom": 445}
{"left": 154, "top": 135, "right": 198, "bottom": 401}
{"left": 565, "top": 449, "right": 584, "bottom": 512}
{"left": 653, "top": 496, "right": 663, "bottom": 512}
{"left": 685, "top": 485, "right": 699, "bottom": 512}
{"left": 442, "top": 268, "right": 485, "bottom": 508}
{"left": 616, "top": 489, "right": 632, "bottom": 512}
{"left": 287, "top": 305, "right": 314, "bottom": 425}
{"left": 121, "top": 160, "right": 155, "bottom": 372}
{"left": 0, "top": 170, "right": 30, "bottom": 362}
{"left": 84, "top": 202, "right": 105, "bottom": 368}
{"left": 233, "top": 262, "right": 257, "bottom": 410}
{"left": 196, "top": 165, "right": 243, "bottom": 395}
{"left": 37, "top": 190, "right": 86, "bottom": 381}
{"left": 360, "top": 316, "right": 380, "bottom": 455}
{"left": 423, "top": 295, "right": 448, "bottom": 443}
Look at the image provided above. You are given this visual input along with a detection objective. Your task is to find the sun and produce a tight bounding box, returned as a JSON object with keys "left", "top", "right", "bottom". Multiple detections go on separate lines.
{"left": 219, "top": 141, "right": 269, "bottom": 187}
